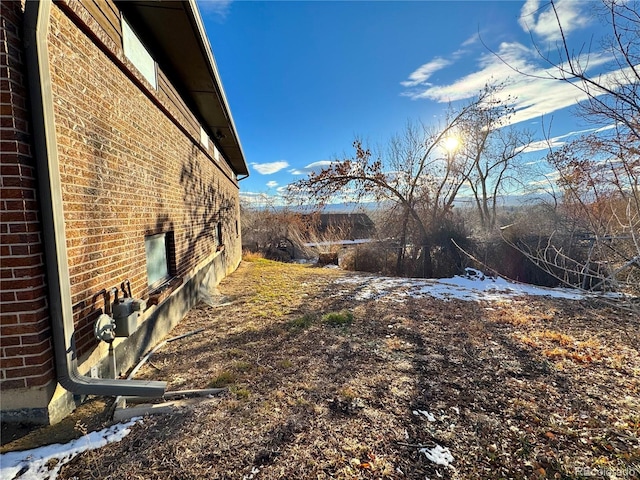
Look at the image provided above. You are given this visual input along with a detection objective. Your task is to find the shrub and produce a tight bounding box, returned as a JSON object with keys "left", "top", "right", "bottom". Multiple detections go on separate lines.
{"left": 340, "top": 242, "right": 397, "bottom": 274}
{"left": 243, "top": 249, "right": 265, "bottom": 262}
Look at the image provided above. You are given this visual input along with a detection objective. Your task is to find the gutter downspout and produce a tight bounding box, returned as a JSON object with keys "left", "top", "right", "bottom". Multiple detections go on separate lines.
{"left": 24, "top": 1, "right": 165, "bottom": 397}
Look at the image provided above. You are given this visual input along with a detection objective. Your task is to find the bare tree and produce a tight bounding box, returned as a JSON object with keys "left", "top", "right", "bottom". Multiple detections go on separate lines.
{"left": 496, "top": 0, "right": 639, "bottom": 304}
{"left": 456, "top": 84, "right": 534, "bottom": 231}
{"left": 289, "top": 85, "right": 527, "bottom": 277}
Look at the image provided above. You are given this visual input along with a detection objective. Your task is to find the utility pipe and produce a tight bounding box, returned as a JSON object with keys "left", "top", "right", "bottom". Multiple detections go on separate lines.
{"left": 24, "top": 1, "right": 165, "bottom": 397}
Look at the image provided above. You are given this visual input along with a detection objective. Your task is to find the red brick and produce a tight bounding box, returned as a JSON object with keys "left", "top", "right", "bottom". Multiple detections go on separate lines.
{"left": 12, "top": 265, "right": 46, "bottom": 278}
{"left": 23, "top": 348, "right": 55, "bottom": 367}
{"left": 0, "top": 255, "right": 42, "bottom": 268}
{"left": 1, "top": 176, "right": 37, "bottom": 188}
{"left": 0, "top": 277, "right": 46, "bottom": 291}
{"left": 0, "top": 210, "right": 38, "bottom": 222}
{"left": 15, "top": 287, "right": 47, "bottom": 302}
{"left": 0, "top": 291, "right": 16, "bottom": 302}
{"left": 8, "top": 222, "right": 42, "bottom": 234}
{"left": 0, "top": 313, "right": 19, "bottom": 325}
{"left": 17, "top": 309, "right": 48, "bottom": 323}
{"left": 0, "top": 233, "right": 41, "bottom": 245}
{"left": 0, "top": 153, "right": 31, "bottom": 166}
{"left": 2, "top": 0, "right": 242, "bottom": 395}
{"left": 1, "top": 317, "right": 48, "bottom": 335}
{"left": 1, "top": 187, "right": 35, "bottom": 200}
{"left": 0, "top": 357, "right": 24, "bottom": 368}
{"left": 20, "top": 330, "right": 52, "bottom": 345}
{"left": 4, "top": 364, "right": 51, "bottom": 378}
{"left": 0, "top": 378, "right": 27, "bottom": 389}
{"left": 26, "top": 370, "right": 55, "bottom": 387}
{"left": 0, "top": 335, "right": 21, "bottom": 348}
{"left": 3, "top": 341, "right": 50, "bottom": 358}
{"left": 3, "top": 200, "right": 39, "bottom": 212}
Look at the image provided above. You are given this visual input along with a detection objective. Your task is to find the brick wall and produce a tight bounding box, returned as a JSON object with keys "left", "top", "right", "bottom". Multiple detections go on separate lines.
{"left": 0, "top": 2, "right": 56, "bottom": 390}
{"left": 48, "top": 4, "right": 242, "bottom": 358}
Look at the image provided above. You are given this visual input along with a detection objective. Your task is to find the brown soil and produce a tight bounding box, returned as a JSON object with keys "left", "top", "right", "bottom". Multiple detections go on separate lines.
{"left": 33, "top": 260, "right": 640, "bottom": 478}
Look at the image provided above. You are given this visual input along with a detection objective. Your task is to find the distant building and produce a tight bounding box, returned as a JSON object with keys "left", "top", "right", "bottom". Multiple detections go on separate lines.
{"left": 314, "top": 213, "right": 376, "bottom": 240}
{"left": 1, "top": 0, "right": 248, "bottom": 424}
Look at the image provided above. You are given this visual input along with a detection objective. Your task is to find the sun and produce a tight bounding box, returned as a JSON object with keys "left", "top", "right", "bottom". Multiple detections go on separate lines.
{"left": 443, "top": 136, "right": 460, "bottom": 153}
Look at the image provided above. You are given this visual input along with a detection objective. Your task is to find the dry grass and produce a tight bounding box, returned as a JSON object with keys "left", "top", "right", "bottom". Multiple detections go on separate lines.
{"left": 39, "top": 260, "right": 640, "bottom": 478}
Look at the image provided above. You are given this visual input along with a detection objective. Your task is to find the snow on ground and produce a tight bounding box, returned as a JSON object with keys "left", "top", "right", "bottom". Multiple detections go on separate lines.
{"left": 0, "top": 418, "right": 141, "bottom": 480}
{"left": 334, "top": 268, "right": 590, "bottom": 303}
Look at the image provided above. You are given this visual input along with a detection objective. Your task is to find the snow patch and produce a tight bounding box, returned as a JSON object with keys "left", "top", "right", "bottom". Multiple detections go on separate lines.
{"left": 419, "top": 444, "right": 454, "bottom": 466}
{"left": 334, "top": 270, "right": 590, "bottom": 303}
{"left": 0, "top": 418, "right": 141, "bottom": 480}
{"left": 413, "top": 409, "right": 436, "bottom": 422}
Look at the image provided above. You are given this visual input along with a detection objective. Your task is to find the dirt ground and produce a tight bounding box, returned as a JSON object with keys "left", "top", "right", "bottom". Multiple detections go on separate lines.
{"left": 28, "top": 259, "right": 640, "bottom": 478}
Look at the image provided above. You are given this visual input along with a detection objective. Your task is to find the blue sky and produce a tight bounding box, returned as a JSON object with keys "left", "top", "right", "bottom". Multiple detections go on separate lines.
{"left": 197, "top": 0, "right": 621, "bottom": 204}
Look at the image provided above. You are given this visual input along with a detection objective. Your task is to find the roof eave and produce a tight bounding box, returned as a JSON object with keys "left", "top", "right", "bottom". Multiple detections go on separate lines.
{"left": 116, "top": 1, "right": 249, "bottom": 176}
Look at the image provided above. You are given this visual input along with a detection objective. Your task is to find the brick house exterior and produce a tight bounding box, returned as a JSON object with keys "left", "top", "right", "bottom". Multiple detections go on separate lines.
{"left": 1, "top": 0, "right": 248, "bottom": 424}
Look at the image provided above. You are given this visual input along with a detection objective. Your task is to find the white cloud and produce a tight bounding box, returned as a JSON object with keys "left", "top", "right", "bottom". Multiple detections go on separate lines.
{"left": 239, "top": 190, "right": 287, "bottom": 207}
{"left": 305, "top": 160, "right": 334, "bottom": 170}
{"left": 266, "top": 181, "right": 278, "bottom": 188}
{"left": 251, "top": 161, "right": 289, "bottom": 175}
{"left": 518, "top": 0, "right": 541, "bottom": 32}
{"left": 522, "top": 126, "right": 604, "bottom": 153}
{"left": 523, "top": 136, "right": 566, "bottom": 154}
{"left": 402, "top": 41, "right": 622, "bottom": 127}
{"left": 461, "top": 32, "right": 481, "bottom": 48}
{"left": 402, "top": 42, "right": 533, "bottom": 102}
{"left": 239, "top": 191, "right": 268, "bottom": 203}
{"left": 518, "top": 0, "right": 592, "bottom": 42}
{"left": 595, "top": 123, "right": 617, "bottom": 133}
{"left": 401, "top": 57, "right": 453, "bottom": 87}
{"left": 528, "top": 169, "right": 561, "bottom": 187}
{"left": 289, "top": 160, "right": 335, "bottom": 175}
{"left": 197, "top": 0, "right": 232, "bottom": 20}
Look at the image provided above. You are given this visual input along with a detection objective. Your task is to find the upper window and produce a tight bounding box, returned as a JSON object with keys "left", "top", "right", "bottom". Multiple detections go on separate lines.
{"left": 122, "top": 17, "right": 157, "bottom": 89}
{"left": 200, "top": 126, "right": 210, "bottom": 149}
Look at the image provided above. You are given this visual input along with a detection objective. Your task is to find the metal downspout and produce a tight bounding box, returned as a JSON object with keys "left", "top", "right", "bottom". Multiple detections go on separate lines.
{"left": 23, "top": 1, "right": 165, "bottom": 397}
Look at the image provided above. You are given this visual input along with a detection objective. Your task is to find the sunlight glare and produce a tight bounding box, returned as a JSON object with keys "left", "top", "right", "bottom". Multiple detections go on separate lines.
{"left": 444, "top": 136, "right": 460, "bottom": 152}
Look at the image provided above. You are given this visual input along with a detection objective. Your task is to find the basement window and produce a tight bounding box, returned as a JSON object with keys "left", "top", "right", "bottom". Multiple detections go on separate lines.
{"left": 216, "top": 222, "right": 224, "bottom": 251}
{"left": 145, "top": 232, "right": 173, "bottom": 288}
{"left": 122, "top": 17, "right": 157, "bottom": 89}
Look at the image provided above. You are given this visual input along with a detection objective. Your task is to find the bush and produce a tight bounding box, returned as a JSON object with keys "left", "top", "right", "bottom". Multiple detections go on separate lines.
{"left": 429, "top": 215, "right": 473, "bottom": 278}
{"left": 340, "top": 242, "right": 397, "bottom": 274}
{"left": 242, "top": 249, "right": 265, "bottom": 262}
